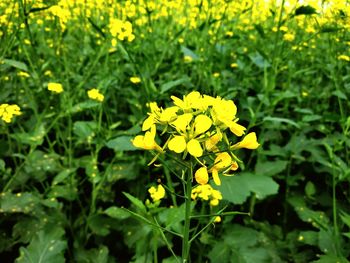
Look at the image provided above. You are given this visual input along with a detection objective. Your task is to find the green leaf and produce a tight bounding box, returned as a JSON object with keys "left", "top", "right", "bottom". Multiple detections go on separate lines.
{"left": 104, "top": 206, "right": 130, "bottom": 220}
{"left": 2, "top": 58, "right": 28, "bottom": 71}
{"left": 123, "top": 192, "right": 147, "bottom": 213}
{"left": 263, "top": 116, "right": 300, "bottom": 128}
{"left": 73, "top": 121, "right": 97, "bottom": 140}
{"left": 298, "top": 231, "right": 318, "bottom": 246}
{"left": 312, "top": 255, "right": 350, "bottom": 263}
{"left": 70, "top": 101, "right": 101, "bottom": 113}
{"left": 0, "top": 192, "right": 40, "bottom": 214}
{"left": 106, "top": 136, "right": 137, "bottom": 151}
{"left": 212, "top": 175, "right": 250, "bottom": 204}
{"left": 302, "top": 115, "right": 322, "bottom": 122}
{"left": 214, "top": 173, "right": 279, "bottom": 204}
{"left": 255, "top": 160, "right": 288, "bottom": 177}
{"left": 305, "top": 181, "right": 316, "bottom": 197}
{"left": 87, "top": 214, "right": 113, "bottom": 236}
{"left": 74, "top": 246, "right": 109, "bottom": 263}
{"left": 332, "top": 90, "right": 348, "bottom": 100}
{"left": 16, "top": 225, "right": 66, "bottom": 263}
{"left": 249, "top": 52, "right": 270, "bottom": 68}
{"left": 105, "top": 162, "right": 138, "bottom": 182}
{"left": 294, "top": 5, "right": 317, "bottom": 16}
{"left": 11, "top": 124, "right": 46, "bottom": 146}
{"left": 242, "top": 173, "right": 279, "bottom": 199}
{"left": 181, "top": 46, "right": 199, "bottom": 60}
{"left": 160, "top": 77, "right": 190, "bottom": 94}
{"left": 52, "top": 169, "right": 76, "bottom": 185}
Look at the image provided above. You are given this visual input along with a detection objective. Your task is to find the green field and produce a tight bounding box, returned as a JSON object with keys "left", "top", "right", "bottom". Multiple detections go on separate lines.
{"left": 1, "top": 0, "right": 350, "bottom": 262}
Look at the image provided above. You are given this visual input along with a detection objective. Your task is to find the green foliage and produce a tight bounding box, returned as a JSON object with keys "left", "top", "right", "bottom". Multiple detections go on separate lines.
{"left": 1, "top": 0, "right": 350, "bottom": 261}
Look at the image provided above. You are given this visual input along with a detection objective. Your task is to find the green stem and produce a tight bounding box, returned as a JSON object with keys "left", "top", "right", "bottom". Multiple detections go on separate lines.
{"left": 181, "top": 164, "right": 193, "bottom": 262}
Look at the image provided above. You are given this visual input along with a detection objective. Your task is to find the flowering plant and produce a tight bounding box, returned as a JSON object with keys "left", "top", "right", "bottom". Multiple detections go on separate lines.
{"left": 132, "top": 91, "right": 259, "bottom": 261}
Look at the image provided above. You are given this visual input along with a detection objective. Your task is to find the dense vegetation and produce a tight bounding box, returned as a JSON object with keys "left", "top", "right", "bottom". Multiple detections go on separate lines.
{"left": 0, "top": 0, "right": 349, "bottom": 262}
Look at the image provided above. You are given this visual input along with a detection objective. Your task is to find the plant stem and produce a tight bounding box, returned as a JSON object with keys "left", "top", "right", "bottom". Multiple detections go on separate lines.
{"left": 182, "top": 164, "right": 193, "bottom": 262}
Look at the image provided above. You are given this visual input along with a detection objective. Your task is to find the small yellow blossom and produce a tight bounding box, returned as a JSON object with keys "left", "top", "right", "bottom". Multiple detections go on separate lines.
{"left": 130, "top": 76, "right": 141, "bottom": 84}
{"left": 17, "top": 71, "right": 30, "bottom": 78}
{"left": 338, "top": 55, "right": 350, "bottom": 62}
{"left": 232, "top": 132, "right": 260, "bottom": 150}
{"left": 184, "top": 55, "right": 193, "bottom": 63}
{"left": 230, "top": 63, "right": 238, "bottom": 68}
{"left": 213, "top": 72, "right": 220, "bottom": 78}
{"left": 148, "top": 184, "right": 165, "bottom": 202}
{"left": 48, "top": 82, "right": 63, "bottom": 93}
{"left": 87, "top": 88, "right": 104, "bottom": 102}
{"left": 0, "top": 104, "right": 22, "bottom": 123}
{"left": 191, "top": 184, "right": 222, "bottom": 206}
{"left": 214, "top": 216, "right": 221, "bottom": 223}
{"left": 283, "top": 33, "right": 295, "bottom": 42}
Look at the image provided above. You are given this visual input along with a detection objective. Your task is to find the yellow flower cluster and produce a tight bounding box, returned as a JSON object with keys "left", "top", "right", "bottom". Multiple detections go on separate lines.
{"left": 133, "top": 91, "right": 260, "bottom": 205}
{"left": 87, "top": 89, "right": 104, "bottom": 102}
{"left": 48, "top": 82, "right": 64, "bottom": 93}
{"left": 148, "top": 184, "right": 166, "bottom": 202}
{"left": 191, "top": 184, "right": 222, "bottom": 206}
{"left": 0, "top": 104, "right": 21, "bottom": 123}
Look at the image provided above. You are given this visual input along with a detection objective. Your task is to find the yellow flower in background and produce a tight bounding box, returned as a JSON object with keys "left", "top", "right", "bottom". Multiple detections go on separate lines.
{"left": 0, "top": 104, "right": 22, "bottom": 123}
{"left": 184, "top": 55, "right": 193, "bottom": 63}
{"left": 283, "top": 33, "right": 295, "bottom": 42}
{"left": 338, "top": 55, "right": 350, "bottom": 62}
{"left": 17, "top": 71, "right": 30, "bottom": 78}
{"left": 148, "top": 184, "right": 166, "bottom": 202}
{"left": 48, "top": 82, "right": 63, "bottom": 93}
{"left": 130, "top": 76, "right": 141, "bottom": 84}
{"left": 87, "top": 88, "right": 104, "bottom": 102}
{"left": 232, "top": 132, "right": 260, "bottom": 150}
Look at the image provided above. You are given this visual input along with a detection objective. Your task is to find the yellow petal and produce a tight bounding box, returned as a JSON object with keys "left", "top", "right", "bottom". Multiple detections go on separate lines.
{"left": 171, "top": 113, "right": 193, "bottom": 132}
{"left": 132, "top": 135, "right": 145, "bottom": 148}
{"left": 229, "top": 122, "right": 246, "bottom": 137}
{"left": 194, "top": 114, "right": 212, "bottom": 135}
{"left": 168, "top": 135, "right": 187, "bottom": 153}
{"left": 142, "top": 116, "right": 155, "bottom": 131}
{"left": 187, "top": 139, "right": 203, "bottom": 157}
{"left": 195, "top": 167, "right": 209, "bottom": 185}
{"left": 214, "top": 152, "right": 232, "bottom": 169}
{"left": 232, "top": 132, "right": 260, "bottom": 150}
{"left": 212, "top": 168, "right": 221, "bottom": 186}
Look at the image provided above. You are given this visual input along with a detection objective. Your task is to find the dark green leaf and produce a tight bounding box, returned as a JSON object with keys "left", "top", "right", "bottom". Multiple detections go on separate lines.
{"left": 294, "top": 5, "right": 317, "bottom": 16}
{"left": 104, "top": 206, "right": 130, "bottom": 220}
{"left": 16, "top": 225, "right": 66, "bottom": 263}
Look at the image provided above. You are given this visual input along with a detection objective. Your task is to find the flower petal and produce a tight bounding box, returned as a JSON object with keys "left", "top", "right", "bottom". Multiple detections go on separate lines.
{"left": 168, "top": 135, "right": 187, "bottom": 153}
{"left": 194, "top": 114, "right": 212, "bottom": 135}
{"left": 195, "top": 167, "right": 209, "bottom": 185}
{"left": 232, "top": 132, "right": 260, "bottom": 150}
{"left": 212, "top": 168, "right": 221, "bottom": 186}
{"left": 187, "top": 139, "right": 203, "bottom": 157}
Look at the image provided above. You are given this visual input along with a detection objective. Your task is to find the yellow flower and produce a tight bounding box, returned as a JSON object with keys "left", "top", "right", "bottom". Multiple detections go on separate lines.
{"left": 130, "top": 76, "right": 141, "bottom": 84}
{"left": 0, "top": 104, "right": 22, "bottom": 123}
{"left": 48, "top": 82, "right": 63, "bottom": 93}
{"left": 283, "top": 33, "right": 295, "bottom": 42}
{"left": 210, "top": 152, "right": 233, "bottom": 186}
{"left": 195, "top": 167, "right": 209, "bottom": 185}
{"left": 338, "top": 55, "right": 350, "bottom": 62}
{"left": 184, "top": 55, "right": 193, "bottom": 63}
{"left": 168, "top": 136, "right": 203, "bottom": 157}
{"left": 17, "top": 71, "right": 30, "bottom": 78}
{"left": 148, "top": 184, "right": 165, "bottom": 202}
{"left": 232, "top": 132, "right": 260, "bottom": 150}
{"left": 87, "top": 88, "right": 104, "bottom": 102}
{"left": 214, "top": 216, "right": 221, "bottom": 223}
{"left": 191, "top": 184, "right": 222, "bottom": 206}
{"left": 230, "top": 63, "right": 238, "bottom": 68}
{"left": 132, "top": 125, "right": 163, "bottom": 152}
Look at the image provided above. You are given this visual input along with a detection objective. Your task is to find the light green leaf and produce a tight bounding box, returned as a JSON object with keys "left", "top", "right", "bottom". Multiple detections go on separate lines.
{"left": 123, "top": 192, "right": 147, "bottom": 213}
{"left": 255, "top": 160, "right": 288, "bottom": 177}
{"left": 263, "top": 116, "right": 300, "bottom": 128}
{"left": 73, "top": 121, "right": 97, "bottom": 139}
{"left": 104, "top": 206, "right": 130, "bottom": 220}
{"left": 16, "top": 225, "right": 66, "bottom": 263}
{"left": 106, "top": 136, "right": 137, "bottom": 151}
{"left": 160, "top": 77, "right": 190, "bottom": 93}
{"left": 3, "top": 58, "right": 28, "bottom": 71}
